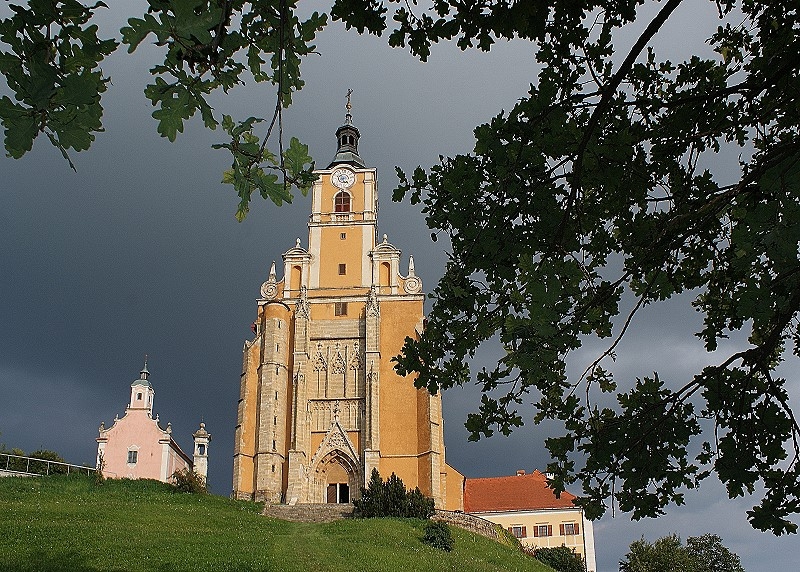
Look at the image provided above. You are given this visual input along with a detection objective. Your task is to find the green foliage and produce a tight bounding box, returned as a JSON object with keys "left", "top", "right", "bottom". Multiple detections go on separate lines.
{"left": 120, "top": 0, "right": 323, "bottom": 217}
{"left": 0, "top": 0, "right": 118, "bottom": 168}
{"left": 353, "top": 468, "right": 435, "bottom": 519}
{"left": 383, "top": 0, "right": 800, "bottom": 534}
{"left": 27, "top": 449, "right": 68, "bottom": 475}
{"left": 422, "top": 520, "right": 454, "bottom": 552}
{"left": 171, "top": 467, "right": 208, "bottom": 494}
{"left": 1, "top": 0, "right": 323, "bottom": 218}
{"left": 620, "top": 533, "right": 745, "bottom": 572}
{"left": 532, "top": 546, "right": 585, "bottom": 572}
{"left": 2, "top": 447, "right": 27, "bottom": 472}
{"left": 686, "top": 534, "right": 746, "bottom": 572}
{"left": 0, "top": 474, "right": 551, "bottom": 572}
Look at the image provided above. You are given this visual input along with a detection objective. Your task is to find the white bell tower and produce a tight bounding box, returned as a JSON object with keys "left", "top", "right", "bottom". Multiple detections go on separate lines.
{"left": 192, "top": 422, "right": 211, "bottom": 480}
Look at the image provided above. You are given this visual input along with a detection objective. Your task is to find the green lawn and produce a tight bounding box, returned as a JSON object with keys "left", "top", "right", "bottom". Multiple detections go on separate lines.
{"left": 0, "top": 475, "right": 553, "bottom": 572}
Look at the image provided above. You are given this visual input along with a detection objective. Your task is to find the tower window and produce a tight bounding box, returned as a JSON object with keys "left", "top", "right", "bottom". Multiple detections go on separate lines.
{"left": 334, "top": 191, "right": 351, "bottom": 213}
{"left": 127, "top": 450, "right": 138, "bottom": 464}
{"left": 137, "top": 393, "right": 142, "bottom": 400}
{"left": 340, "top": 232, "right": 346, "bottom": 240}
{"left": 198, "top": 444, "right": 206, "bottom": 455}
{"left": 338, "top": 263, "right": 347, "bottom": 275}
{"left": 335, "top": 302, "right": 348, "bottom": 316}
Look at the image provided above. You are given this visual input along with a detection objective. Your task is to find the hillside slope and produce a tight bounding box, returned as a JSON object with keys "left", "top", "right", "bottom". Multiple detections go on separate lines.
{"left": 0, "top": 475, "right": 553, "bottom": 572}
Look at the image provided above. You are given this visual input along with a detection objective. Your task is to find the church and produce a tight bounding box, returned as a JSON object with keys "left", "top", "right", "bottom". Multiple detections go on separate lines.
{"left": 231, "top": 101, "right": 465, "bottom": 510}
{"left": 96, "top": 361, "right": 210, "bottom": 483}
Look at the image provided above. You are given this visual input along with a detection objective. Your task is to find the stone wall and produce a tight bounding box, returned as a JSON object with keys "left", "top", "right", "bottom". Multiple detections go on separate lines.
{"left": 433, "top": 509, "right": 506, "bottom": 542}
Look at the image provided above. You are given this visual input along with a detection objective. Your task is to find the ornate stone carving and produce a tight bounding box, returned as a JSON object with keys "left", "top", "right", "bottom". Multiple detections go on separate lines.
{"left": 404, "top": 255, "right": 422, "bottom": 294}
{"left": 328, "top": 429, "right": 347, "bottom": 448}
{"left": 366, "top": 286, "right": 380, "bottom": 317}
{"left": 367, "top": 366, "right": 378, "bottom": 386}
{"left": 260, "top": 261, "right": 279, "bottom": 299}
{"left": 331, "top": 349, "right": 346, "bottom": 374}
{"left": 296, "top": 285, "right": 310, "bottom": 319}
{"left": 312, "top": 343, "right": 327, "bottom": 371}
{"left": 403, "top": 276, "right": 422, "bottom": 294}
{"left": 349, "top": 341, "right": 362, "bottom": 370}
{"left": 309, "top": 417, "right": 360, "bottom": 476}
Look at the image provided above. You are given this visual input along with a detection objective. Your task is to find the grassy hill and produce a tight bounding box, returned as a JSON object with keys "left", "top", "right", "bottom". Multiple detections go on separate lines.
{"left": 0, "top": 475, "right": 553, "bottom": 572}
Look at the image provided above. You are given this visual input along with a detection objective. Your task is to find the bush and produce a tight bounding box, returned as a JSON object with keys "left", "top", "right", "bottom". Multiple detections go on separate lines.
{"left": 533, "top": 546, "right": 585, "bottom": 572}
{"left": 353, "top": 469, "right": 435, "bottom": 519}
{"left": 3, "top": 448, "right": 28, "bottom": 472}
{"left": 423, "top": 520, "right": 454, "bottom": 551}
{"left": 171, "top": 469, "right": 208, "bottom": 494}
{"left": 407, "top": 487, "right": 435, "bottom": 519}
{"left": 28, "top": 449, "right": 68, "bottom": 475}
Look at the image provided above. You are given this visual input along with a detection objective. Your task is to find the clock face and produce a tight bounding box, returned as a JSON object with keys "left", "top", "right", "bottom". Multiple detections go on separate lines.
{"left": 331, "top": 168, "right": 356, "bottom": 189}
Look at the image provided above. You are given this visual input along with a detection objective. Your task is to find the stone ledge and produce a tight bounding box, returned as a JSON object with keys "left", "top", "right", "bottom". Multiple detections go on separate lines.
{"left": 262, "top": 503, "right": 354, "bottom": 523}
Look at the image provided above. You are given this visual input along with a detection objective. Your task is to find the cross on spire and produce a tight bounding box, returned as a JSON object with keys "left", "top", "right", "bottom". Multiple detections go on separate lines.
{"left": 345, "top": 89, "right": 353, "bottom": 125}
{"left": 140, "top": 354, "right": 150, "bottom": 380}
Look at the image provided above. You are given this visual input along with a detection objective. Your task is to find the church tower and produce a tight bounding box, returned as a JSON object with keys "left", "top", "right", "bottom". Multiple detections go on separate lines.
{"left": 232, "top": 97, "right": 464, "bottom": 509}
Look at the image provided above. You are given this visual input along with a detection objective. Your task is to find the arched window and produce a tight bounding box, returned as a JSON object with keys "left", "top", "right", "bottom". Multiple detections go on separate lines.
{"left": 334, "top": 191, "right": 351, "bottom": 213}
{"left": 290, "top": 265, "right": 301, "bottom": 291}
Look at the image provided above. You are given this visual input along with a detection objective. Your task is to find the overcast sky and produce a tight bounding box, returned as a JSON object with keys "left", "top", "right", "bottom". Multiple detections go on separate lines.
{"left": 2, "top": 1, "right": 798, "bottom": 571}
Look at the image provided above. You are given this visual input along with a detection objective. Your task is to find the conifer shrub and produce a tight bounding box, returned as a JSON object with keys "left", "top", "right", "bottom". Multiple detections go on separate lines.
{"left": 423, "top": 520, "right": 455, "bottom": 551}
{"left": 171, "top": 468, "right": 208, "bottom": 494}
{"left": 407, "top": 486, "right": 435, "bottom": 519}
{"left": 353, "top": 468, "right": 435, "bottom": 519}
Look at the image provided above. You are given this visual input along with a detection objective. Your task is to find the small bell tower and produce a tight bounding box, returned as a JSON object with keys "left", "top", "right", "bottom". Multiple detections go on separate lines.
{"left": 128, "top": 357, "right": 155, "bottom": 415}
{"left": 193, "top": 422, "right": 211, "bottom": 480}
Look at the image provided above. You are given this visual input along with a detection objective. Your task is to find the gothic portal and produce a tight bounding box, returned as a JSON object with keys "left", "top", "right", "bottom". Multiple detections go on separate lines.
{"left": 232, "top": 104, "right": 464, "bottom": 509}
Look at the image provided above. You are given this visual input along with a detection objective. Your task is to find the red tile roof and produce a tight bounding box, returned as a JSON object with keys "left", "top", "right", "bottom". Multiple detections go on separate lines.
{"left": 464, "top": 470, "right": 578, "bottom": 513}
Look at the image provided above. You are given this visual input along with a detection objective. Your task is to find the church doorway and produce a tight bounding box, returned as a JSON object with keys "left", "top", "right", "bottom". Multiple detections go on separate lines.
{"left": 326, "top": 483, "right": 350, "bottom": 503}
{"left": 314, "top": 450, "right": 358, "bottom": 504}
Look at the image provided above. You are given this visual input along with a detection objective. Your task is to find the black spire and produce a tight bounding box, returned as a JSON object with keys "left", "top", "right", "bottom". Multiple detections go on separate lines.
{"left": 328, "top": 89, "right": 366, "bottom": 168}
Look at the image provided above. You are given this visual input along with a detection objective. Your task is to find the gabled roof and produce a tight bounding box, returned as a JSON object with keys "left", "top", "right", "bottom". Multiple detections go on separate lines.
{"left": 464, "top": 470, "right": 578, "bottom": 513}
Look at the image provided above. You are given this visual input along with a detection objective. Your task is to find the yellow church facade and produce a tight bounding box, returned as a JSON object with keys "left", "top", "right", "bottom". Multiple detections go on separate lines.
{"left": 232, "top": 109, "right": 464, "bottom": 510}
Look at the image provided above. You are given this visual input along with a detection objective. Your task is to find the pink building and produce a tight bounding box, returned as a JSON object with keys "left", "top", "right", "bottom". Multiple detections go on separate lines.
{"left": 96, "top": 361, "right": 210, "bottom": 483}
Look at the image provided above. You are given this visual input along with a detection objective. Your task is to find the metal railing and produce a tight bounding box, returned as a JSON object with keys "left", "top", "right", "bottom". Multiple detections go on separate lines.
{"left": 0, "top": 452, "right": 95, "bottom": 476}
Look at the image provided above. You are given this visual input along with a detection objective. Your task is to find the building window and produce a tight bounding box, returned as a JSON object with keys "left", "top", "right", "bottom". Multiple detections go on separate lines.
{"left": 340, "top": 232, "right": 347, "bottom": 240}
{"left": 127, "top": 450, "right": 138, "bottom": 464}
{"left": 272, "top": 440, "right": 276, "bottom": 450}
{"left": 334, "top": 191, "right": 351, "bottom": 213}
{"left": 509, "top": 525, "right": 527, "bottom": 538}
{"left": 533, "top": 524, "right": 552, "bottom": 537}
{"left": 137, "top": 392, "right": 142, "bottom": 400}
{"left": 198, "top": 444, "right": 206, "bottom": 455}
{"left": 334, "top": 302, "right": 348, "bottom": 316}
{"left": 560, "top": 523, "right": 579, "bottom": 535}
{"left": 338, "top": 263, "right": 347, "bottom": 275}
